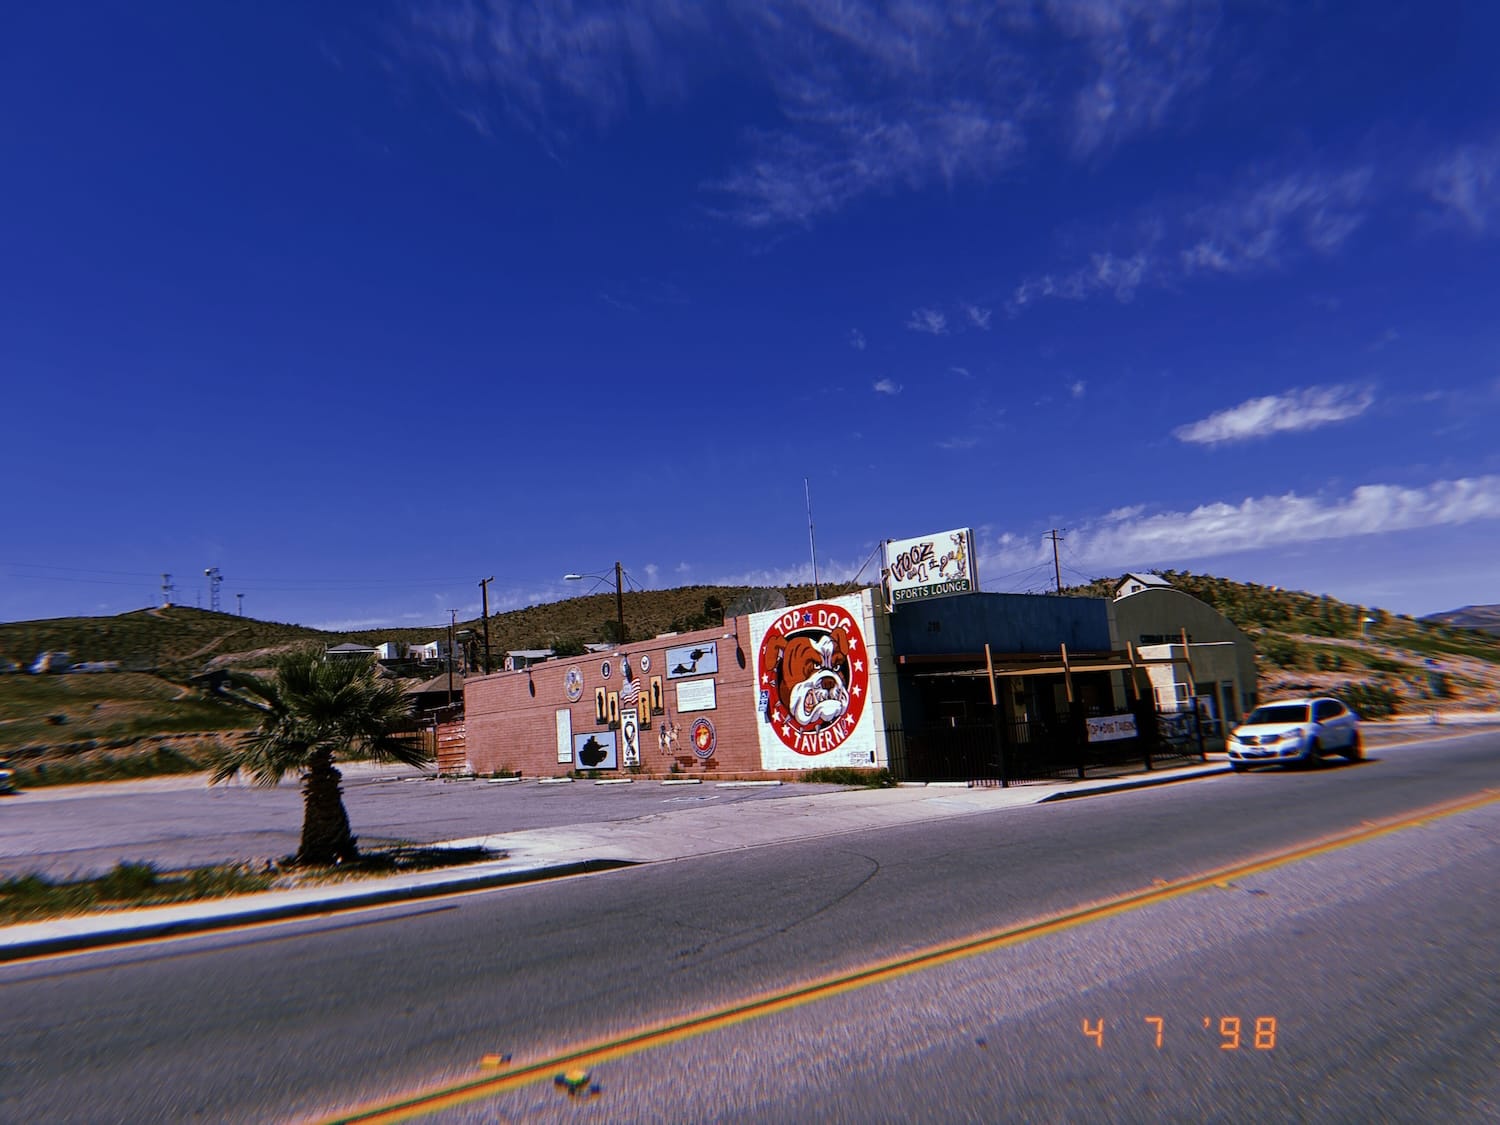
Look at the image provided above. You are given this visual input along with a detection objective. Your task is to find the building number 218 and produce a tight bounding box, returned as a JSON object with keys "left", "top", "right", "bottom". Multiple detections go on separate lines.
{"left": 1082, "top": 1017, "right": 1277, "bottom": 1049}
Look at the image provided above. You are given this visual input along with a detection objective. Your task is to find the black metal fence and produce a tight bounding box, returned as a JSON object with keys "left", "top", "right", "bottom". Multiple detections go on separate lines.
{"left": 885, "top": 701, "right": 1205, "bottom": 786}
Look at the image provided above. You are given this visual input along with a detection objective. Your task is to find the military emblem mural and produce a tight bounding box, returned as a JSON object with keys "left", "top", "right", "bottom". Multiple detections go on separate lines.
{"left": 750, "top": 592, "right": 878, "bottom": 770}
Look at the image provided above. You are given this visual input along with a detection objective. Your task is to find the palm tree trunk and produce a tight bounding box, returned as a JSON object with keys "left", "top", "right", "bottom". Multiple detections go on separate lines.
{"left": 298, "top": 748, "right": 358, "bottom": 865}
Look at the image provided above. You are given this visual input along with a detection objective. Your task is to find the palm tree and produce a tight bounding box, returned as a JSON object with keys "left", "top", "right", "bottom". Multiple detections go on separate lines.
{"left": 212, "top": 649, "right": 430, "bottom": 865}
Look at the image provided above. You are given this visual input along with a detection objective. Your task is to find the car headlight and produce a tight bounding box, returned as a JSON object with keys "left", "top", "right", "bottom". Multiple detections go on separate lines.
{"left": 1278, "top": 730, "right": 1303, "bottom": 743}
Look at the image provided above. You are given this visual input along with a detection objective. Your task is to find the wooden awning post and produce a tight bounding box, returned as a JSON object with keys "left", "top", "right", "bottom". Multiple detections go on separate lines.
{"left": 984, "top": 643, "right": 999, "bottom": 707}
{"left": 1178, "top": 628, "right": 1198, "bottom": 710}
{"left": 1060, "top": 643, "right": 1074, "bottom": 704}
{"left": 1125, "top": 641, "right": 1141, "bottom": 702}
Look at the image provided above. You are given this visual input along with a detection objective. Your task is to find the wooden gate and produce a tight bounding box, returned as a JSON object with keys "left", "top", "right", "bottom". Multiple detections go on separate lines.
{"left": 435, "top": 719, "right": 468, "bottom": 776}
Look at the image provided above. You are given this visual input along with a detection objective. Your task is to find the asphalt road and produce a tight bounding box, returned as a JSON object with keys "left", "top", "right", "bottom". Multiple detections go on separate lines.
{"left": 0, "top": 731, "right": 1495, "bottom": 1124}
{"left": 0, "top": 771, "right": 847, "bottom": 878}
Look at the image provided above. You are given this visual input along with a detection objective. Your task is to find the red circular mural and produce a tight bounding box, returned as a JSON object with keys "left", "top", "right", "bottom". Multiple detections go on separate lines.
{"left": 757, "top": 601, "right": 870, "bottom": 756}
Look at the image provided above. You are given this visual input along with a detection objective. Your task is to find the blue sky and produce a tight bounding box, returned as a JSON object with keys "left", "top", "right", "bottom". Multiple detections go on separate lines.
{"left": 5, "top": 1, "right": 1499, "bottom": 630}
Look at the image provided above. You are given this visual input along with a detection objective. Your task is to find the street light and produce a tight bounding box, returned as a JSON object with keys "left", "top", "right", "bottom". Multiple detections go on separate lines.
{"left": 564, "top": 561, "right": 626, "bottom": 645}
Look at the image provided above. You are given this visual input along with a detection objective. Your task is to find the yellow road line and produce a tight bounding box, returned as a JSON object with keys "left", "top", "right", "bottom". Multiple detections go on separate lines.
{"left": 310, "top": 787, "right": 1500, "bottom": 1124}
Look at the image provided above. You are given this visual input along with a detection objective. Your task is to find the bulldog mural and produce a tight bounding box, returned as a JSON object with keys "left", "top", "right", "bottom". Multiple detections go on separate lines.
{"left": 751, "top": 593, "right": 877, "bottom": 769}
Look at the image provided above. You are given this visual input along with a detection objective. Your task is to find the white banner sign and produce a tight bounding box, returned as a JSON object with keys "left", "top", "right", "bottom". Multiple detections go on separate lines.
{"left": 675, "top": 679, "right": 717, "bottom": 713}
{"left": 884, "top": 528, "right": 976, "bottom": 604}
{"left": 556, "top": 709, "right": 573, "bottom": 763}
{"left": 1086, "top": 714, "right": 1138, "bottom": 742}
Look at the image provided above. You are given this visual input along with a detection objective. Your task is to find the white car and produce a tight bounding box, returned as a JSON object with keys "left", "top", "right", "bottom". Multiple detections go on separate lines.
{"left": 1226, "top": 696, "right": 1362, "bottom": 772}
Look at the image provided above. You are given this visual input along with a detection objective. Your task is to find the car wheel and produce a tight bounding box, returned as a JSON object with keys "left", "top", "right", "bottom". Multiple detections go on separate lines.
{"left": 1340, "top": 730, "right": 1363, "bottom": 762}
{"left": 1301, "top": 738, "right": 1320, "bottom": 767}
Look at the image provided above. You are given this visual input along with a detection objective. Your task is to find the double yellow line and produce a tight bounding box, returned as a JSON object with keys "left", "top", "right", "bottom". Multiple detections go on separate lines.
{"left": 313, "top": 788, "right": 1499, "bottom": 1124}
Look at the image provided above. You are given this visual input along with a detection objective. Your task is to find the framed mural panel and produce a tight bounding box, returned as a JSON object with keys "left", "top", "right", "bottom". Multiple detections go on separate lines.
{"left": 556, "top": 709, "right": 573, "bottom": 764}
{"left": 649, "top": 675, "right": 664, "bottom": 714}
{"left": 607, "top": 690, "right": 620, "bottom": 726}
{"left": 666, "top": 641, "right": 717, "bottom": 679}
{"left": 621, "top": 707, "right": 641, "bottom": 767}
{"left": 573, "top": 730, "right": 617, "bottom": 770}
{"left": 594, "top": 687, "right": 608, "bottom": 725}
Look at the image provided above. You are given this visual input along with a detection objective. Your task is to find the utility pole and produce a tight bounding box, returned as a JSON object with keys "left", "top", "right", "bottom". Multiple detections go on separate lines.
{"left": 1047, "top": 529, "right": 1065, "bottom": 594}
{"left": 478, "top": 576, "right": 494, "bottom": 674}
{"left": 613, "top": 561, "right": 627, "bottom": 644}
{"left": 204, "top": 567, "right": 223, "bottom": 612}
{"left": 447, "top": 609, "right": 458, "bottom": 708}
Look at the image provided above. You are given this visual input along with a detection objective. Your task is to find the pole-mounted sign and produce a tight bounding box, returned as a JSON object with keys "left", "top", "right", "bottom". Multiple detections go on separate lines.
{"left": 882, "top": 528, "right": 977, "bottom": 606}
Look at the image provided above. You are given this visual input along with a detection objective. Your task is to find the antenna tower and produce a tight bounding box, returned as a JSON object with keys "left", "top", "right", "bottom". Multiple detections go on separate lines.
{"left": 204, "top": 567, "right": 224, "bottom": 612}
{"left": 161, "top": 573, "right": 176, "bottom": 607}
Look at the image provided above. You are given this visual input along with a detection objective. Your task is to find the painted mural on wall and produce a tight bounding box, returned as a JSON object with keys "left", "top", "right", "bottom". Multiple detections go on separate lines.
{"left": 666, "top": 641, "right": 717, "bottom": 679}
{"left": 574, "top": 730, "right": 618, "bottom": 769}
{"left": 749, "top": 593, "right": 876, "bottom": 770}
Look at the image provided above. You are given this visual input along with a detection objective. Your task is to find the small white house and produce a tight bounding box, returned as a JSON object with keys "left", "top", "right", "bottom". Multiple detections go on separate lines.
{"left": 325, "top": 642, "right": 377, "bottom": 661}
{"left": 1114, "top": 572, "right": 1173, "bottom": 600}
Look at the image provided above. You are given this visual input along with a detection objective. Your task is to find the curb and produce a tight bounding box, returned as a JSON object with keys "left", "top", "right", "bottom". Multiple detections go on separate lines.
{"left": 0, "top": 859, "right": 634, "bottom": 964}
{"left": 1039, "top": 764, "right": 1233, "bottom": 801}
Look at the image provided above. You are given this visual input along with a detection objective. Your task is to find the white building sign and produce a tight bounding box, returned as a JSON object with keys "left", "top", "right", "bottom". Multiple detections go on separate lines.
{"left": 884, "top": 528, "right": 976, "bottom": 605}
{"left": 1086, "top": 714, "right": 1138, "bottom": 742}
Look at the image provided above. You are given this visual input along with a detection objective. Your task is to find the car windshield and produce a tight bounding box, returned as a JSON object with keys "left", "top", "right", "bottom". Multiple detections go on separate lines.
{"left": 1246, "top": 704, "right": 1311, "bottom": 725}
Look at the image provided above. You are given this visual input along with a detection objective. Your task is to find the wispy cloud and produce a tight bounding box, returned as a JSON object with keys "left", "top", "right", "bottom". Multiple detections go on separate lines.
{"left": 1011, "top": 250, "right": 1151, "bottom": 309}
{"left": 1011, "top": 163, "right": 1373, "bottom": 311}
{"left": 949, "top": 366, "right": 971, "bottom": 378}
{"left": 405, "top": 0, "right": 1223, "bottom": 228}
{"left": 1423, "top": 137, "right": 1500, "bottom": 234}
{"left": 1173, "top": 384, "right": 1374, "bottom": 445}
{"left": 848, "top": 328, "right": 867, "bottom": 350}
{"left": 1180, "top": 168, "right": 1373, "bottom": 275}
{"left": 937, "top": 435, "right": 977, "bottom": 450}
{"left": 984, "top": 475, "right": 1500, "bottom": 572}
{"left": 906, "top": 307, "right": 949, "bottom": 335}
{"left": 1069, "top": 379, "right": 1086, "bottom": 399}
{"left": 873, "top": 377, "right": 902, "bottom": 395}
{"left": 962, "top": 302, "right": 992, "bottom": 330}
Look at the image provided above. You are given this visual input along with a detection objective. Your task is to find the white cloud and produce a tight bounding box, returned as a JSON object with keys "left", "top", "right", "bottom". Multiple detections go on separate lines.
{"left": 906, "top": 307, "right": 949, "bottom": 335}
{"left": 949, "top": 366, "right": 972, "bottom": 378}
{"left": 963, "top": 303, "right": 992, "bottom": 330}
{"left": 1069, "top": 379, "right": 1086, "bottom": 399}
{"left": 1173, "top": 384, "right": 1374, "bottom": 445}
{"left": 1423, "top": 138, "right": 1500, "bottom": 234}
{"left": 982, "top": 475, "right": 1500, "bottom": 573}
{"left": 1011, "top": 251, "right": 1151, "bottom": 309}
{"left": 1011, "top": 163, "right": 1375, "bottom": 312}
{"left": 406, "top": 0, "right": 1222, "bottom": 227}
{"left": 937, "top": 435, "right": 978, "bottom": 449}
{"left": 1180, "top": 168, "right": 1373, "bottom": 275}
{"left": 848, "top": 328, "right": 867, "bottom": 350}
{"left": 873, "top": 377, "right": 902, "bottom": 395}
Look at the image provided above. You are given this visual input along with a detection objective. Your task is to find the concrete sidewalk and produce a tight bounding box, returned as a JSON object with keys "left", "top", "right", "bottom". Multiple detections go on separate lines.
{"left": 0, "top": 764, "right": 1229, "bottom": 962}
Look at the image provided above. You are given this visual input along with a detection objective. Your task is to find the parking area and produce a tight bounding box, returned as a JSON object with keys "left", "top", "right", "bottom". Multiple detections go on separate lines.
{"left": 0, "top": 768, "right": 849, "bottom": 878}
